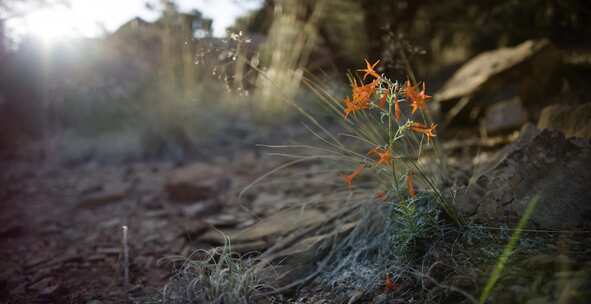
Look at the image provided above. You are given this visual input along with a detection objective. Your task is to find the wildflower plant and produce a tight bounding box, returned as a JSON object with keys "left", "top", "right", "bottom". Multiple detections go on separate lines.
{"left": 338, "top": 59, "right": 458, "bottom": 221}
{"left": 300, "top": 58, "right": 462, "bottom": 259}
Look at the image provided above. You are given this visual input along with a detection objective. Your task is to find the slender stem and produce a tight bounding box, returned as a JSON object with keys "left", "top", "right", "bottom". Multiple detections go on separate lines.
{"left": 386, "top": 89, "right": 403, "bottom": 203}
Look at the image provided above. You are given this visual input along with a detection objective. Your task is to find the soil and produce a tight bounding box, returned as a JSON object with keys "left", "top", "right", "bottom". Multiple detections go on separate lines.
{"left": 0, "top": 152, "right": 293, "bottom": 303}
{"left": 2, "top": 129, "right": 590, "bottom": 304}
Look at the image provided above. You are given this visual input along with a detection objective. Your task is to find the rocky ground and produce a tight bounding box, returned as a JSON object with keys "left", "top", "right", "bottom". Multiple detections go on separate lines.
{"left": 0, "top": 147, "right": 336, "bottom": 303}
{"left": 2, "top": 120, "right": 590, "bottom": 304}
{"left": 2, "top": 37, "right": 591, "bottom": 303}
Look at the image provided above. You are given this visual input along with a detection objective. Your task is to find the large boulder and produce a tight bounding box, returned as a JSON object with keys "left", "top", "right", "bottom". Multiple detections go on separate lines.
{"left": 537, "top": 103, "right": 591, "bottom": 139}
{"left": 436, "top": 39, "right": 561, "bottom": 129}
{"left": 453, "top": 125, "right": 591, "bottom": 228}
{"left": 436, "top": 39, "right": 559, "bottom": 103}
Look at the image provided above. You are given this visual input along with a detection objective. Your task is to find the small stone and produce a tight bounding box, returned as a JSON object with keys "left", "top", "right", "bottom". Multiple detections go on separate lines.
{"left": 179, "top": 221, "right": 209, "bottom": 239}
{"left": 29, "top": 276, "right": 54, "bottom": 291}
{"left": 79, "top": 181, "right": 129, "bottom": 208}
{"left": 483, "top": 97, "right": 528, "bottom": 133}
{"left": 181, "top": 201, "right": 220, "bottom": 217}
{"left": 0, "top": 224, "right": 24, "bottom": 238}
{"left": 373, "top": 294, "right": 389, "bottom": 304}
{"left": 96, "top": 247, "right": 120, "bottom": 255}
{"left": 165, "top": 163, "right": 231, "bottom": 203}
{"left": 205, "top": 213, "right": 239, "bottom": 228}
{"left": 537, "top": 102, "right": 591, "bottom": 139}
{"left": 87, "top": 254, "right": 106, "bottom": 262}
{"left": 257, "top": 222, "right": 357, "bottom": 287}
{"left": 39, "top": 283, "right": 60, "bottom": 295}
{"left": 145, "top": 210, "right": 169, "bottom": 218}
{"left": 99, "top": 218, "right": 121, "bottom": 228}
{"left": 347, "top": 290, "right": 365, "bottom": 304}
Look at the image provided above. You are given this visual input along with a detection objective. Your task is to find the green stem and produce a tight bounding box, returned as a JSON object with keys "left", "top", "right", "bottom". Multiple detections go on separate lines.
{"left": 387, "top": 91, "right": 403, "bottom": 202}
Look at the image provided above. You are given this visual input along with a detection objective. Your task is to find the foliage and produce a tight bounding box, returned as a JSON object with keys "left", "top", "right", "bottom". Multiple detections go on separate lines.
{"left": 313, "top": 58, "right": 460, "bottom": 225}
{"left": 389, "top": 195, "right": 443, "bottom": 260}
{"left": 162, "top": 236, "right": 272, "bottom": 304}
{"left": 479, "top": 195, "right": 540, "bottom": 303}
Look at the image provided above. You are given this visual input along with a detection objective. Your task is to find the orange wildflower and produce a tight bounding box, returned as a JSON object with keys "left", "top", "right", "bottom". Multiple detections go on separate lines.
{"left": 407, "top": 172, "right": 416, "bottom": 197}
{"left": 376, "top": 150, "right": 391, "bottom": 166}
{"left": 343, "top": 165, "right": 364, "bottom": 190}
{"left": 405, "top": 81, "right": 432, "bottom": 114}
{"left": 410, "top": 83, "right": 432, "bottom": 114}
{"left": 343, "top": 79, "right": 377, "bottom": 118}
{"left": 378, "top": 92, "right": 388, "bottom": 109}
{"left": 368, "top": 146, "right": 392, "bottom": 166}
{"left": 367, "top": 146, "right": 381, "bottom": 157}
{"left": 352, "top": 78, "right": 378, "bottom": 104}
{"left": 393, "top": 95, "right": 401, "bottom": 122}
{"left": 375, "top": 191, "right": 387, "bottom": 201}
{"left": 410, "top": 122, "right": 437, "bottom": 142}
{"left": 343, "top": 97, "right": 357, "bottom": 119}
{"left": 385, "top": 273, "right": 395, "bottom": 293}
{"left": 404, "top": 80, "right": 418, "bottom": 100}
{"left": 357, "top": 59, "right": 380, "bottom": 80}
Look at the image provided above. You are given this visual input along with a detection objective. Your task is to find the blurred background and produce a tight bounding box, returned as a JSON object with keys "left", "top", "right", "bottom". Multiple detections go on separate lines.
{"left": 1, "top": 0, "right": 590, "bottom": 164}
{"left": 2, "top": 2, "right": 591, "bottom": 302}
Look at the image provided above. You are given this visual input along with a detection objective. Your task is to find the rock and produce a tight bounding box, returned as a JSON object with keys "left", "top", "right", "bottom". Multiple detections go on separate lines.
{"left": 537, "top": 103, "right": 591, "bottom": 139}
{"left": 204, "top": 213, "right": 240, "bottom": 228}
{"left": 525, "top": 297, "right": 553, "bottom": 304}
{"left": 372, "top": 294, "right": 389, "bottom": 304}
{"left": 181, "top": 201, "right": 219, "bottom": 217}
{"left": 256, "top": 222, "right": 357, "bottom": 288}
{"left": 523, "top": 254, "right": 573, "bottom": 272}
{"left": 96, "top": 247, "right": 120, "bottom": 255}
{"left": 0, "top": 224, "right": 24, "bottom": 238}
{"left": 483, "top": 97, "right": 528, "bottom": 133}
{"left": 179, "top": 220, "right": 209, "bottom": 239}
{"left": 448, "top": 274, "right": 477, "bottom": 290}
{"left": 38, "top": 283, "right": 60, "bottom": 296}
{"left": 347, "top": 290, "right": 365, "bottom": 304}
{"left": 139, "top": 193, "right": 163, "bottom": 210}
{"left": 165, "top": 163, "right": 231, "bottom": 202}
{"left": 98, "top": 218, "right": 121, "bottom": 228}
{"left": 436, "top": 39, "right": 560, "bottom": 125}
{"left": 252, "top": 192, "right": 285, "bottom": 214}
{"left": 436, "top": 39, "right": 559, "bottom": 103}
{"left": 79, "top": 181, "right": 129, "bottom": 208}
{"left": 453, "top": 125, "right": 591, "bottom": 228}
{"left": 229, "top": 240, "right": 268, "bottom": 253}
{"left": 28, "top": 276, "right": 55, "bottom": 292}
{"left": 199, "top": 208, "right": 326, "bottom": 245}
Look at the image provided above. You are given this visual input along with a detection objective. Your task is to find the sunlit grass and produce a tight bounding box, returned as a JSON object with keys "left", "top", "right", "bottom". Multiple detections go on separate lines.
{"left": 479, "top": 195, "right": 540, "bottom": 303}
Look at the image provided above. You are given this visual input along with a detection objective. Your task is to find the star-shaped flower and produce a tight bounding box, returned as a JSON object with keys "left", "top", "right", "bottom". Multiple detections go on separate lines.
{"left": 343, "top": 165, "right": 364, "bottom": 190}
{"left": 410, "top": 122, "right": 437, "bottom": 142}
{"left": 357, "top": 59, "right": 380, "bottom": 80}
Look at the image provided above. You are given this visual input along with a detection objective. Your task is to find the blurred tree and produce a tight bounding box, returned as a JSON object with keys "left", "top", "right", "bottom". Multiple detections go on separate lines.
{"left": 230, "top": 0, "right": 367, "bottom": 71}
{"left": 359, "top": 0, "right": 591, "bottom": 76}
{"left": 232, "top": 0, "right": 591, "bottom": 77}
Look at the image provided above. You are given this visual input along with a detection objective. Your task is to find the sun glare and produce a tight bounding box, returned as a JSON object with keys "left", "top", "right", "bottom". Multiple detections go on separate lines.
{"left": 24, "top": 8, "right": 80, "bottom": 43}
{"left": 6, "top": 0, "right": 264, "bottom": 46}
